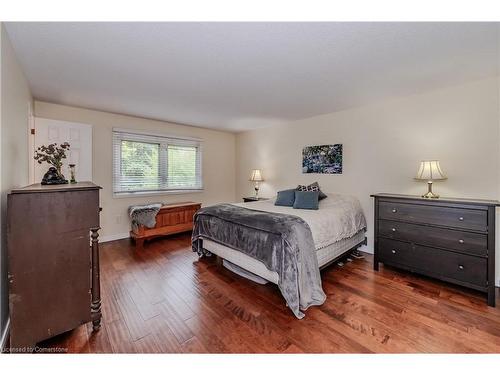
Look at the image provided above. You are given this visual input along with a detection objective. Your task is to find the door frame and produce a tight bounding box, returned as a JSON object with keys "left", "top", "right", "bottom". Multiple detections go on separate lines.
{"left": 29, "top": 116, "right": 93, "bottom": 184}
{"left": 28, "top": 103, "right": 35, "bottom": 184}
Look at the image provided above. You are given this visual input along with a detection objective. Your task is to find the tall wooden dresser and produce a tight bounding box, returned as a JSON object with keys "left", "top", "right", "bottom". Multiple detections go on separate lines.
{"left": 371, "top": 193, "right": 498, "bottom": 306}
{"left": 7, "top": 182, "right": 102, "bottom": 349}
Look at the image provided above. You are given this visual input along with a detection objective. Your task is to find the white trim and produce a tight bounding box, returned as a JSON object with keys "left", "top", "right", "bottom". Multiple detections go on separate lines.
{"left": 100, "top": 232, "right": 130, "bottom": 243}
{"left": 28, "top": 102, "right": 35, "bottom": 184}
{"left": 0, "top": 317, "right": 10, "bottom": 352}
{"left": 113, "top": 127, "right": 203, "bottom": 142}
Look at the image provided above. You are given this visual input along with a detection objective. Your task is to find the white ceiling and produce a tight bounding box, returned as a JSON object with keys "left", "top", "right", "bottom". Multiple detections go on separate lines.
{"left": 5, "top": 22, "right": 499, "bottom": 132}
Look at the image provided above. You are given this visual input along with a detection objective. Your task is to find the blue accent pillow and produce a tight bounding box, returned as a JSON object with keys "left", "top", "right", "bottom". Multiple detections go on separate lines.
{"left": 275, "top": 189, "right": 296, "bottom": 207}
{"left": 293, "top": 190, "right": 320, "bottom": 210}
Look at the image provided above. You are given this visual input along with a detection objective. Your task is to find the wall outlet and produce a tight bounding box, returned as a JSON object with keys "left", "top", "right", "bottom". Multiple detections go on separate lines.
{"left": 115, "top": 215, "right": 122, "bottom": 224}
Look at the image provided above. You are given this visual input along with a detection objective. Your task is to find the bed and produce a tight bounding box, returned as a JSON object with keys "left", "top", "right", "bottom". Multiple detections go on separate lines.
{"left": 192, "top": 193, "right": 367, "bottom": 318}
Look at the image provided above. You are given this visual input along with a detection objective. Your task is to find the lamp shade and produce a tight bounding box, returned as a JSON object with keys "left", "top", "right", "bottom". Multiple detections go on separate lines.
{"left": 249, "top": 169, "right": 264, "bottom": 182}
{"left": 415, "top": 161, "right": 447, "bottom": 181}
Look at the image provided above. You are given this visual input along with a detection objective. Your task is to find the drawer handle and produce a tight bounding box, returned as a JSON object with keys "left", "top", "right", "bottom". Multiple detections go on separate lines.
{"left": 391, "top": 208, "right": 397, "bottom": 213}
{"left": 391, "top": 249, "right": 397, "bottom": 254}
{"left": 458, "top": 265, "right": 464, "bottom": 270}
{"left": 458, "top": 217, "right": 464, "bottom": 221}
{"left": 391, "top": 228, "right": 397, "bottom": 232}
{"left": 458, "top": 239, "right": 464, "bottom": 244}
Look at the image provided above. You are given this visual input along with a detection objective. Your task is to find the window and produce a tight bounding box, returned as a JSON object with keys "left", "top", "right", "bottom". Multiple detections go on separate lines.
{"left": 113, "top": 129, "right": 202, "bottom": 194}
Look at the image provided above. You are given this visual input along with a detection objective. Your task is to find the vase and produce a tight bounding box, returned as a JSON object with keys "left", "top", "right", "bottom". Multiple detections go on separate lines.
{"left": 69, "top": 164, "right": 77, "bottom": 184}
{"left": 41, "top": 166, "right": 68, "bottom": 185}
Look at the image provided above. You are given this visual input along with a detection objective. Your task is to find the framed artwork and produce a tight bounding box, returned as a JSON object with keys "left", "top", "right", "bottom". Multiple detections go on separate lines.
{"left": 302, "top": 144, "right": 342, "bottom": 174}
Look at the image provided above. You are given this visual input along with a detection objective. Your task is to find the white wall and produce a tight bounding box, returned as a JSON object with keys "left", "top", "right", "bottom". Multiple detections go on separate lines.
{"left": 236, "top": 77, "right": 500, "bottom": 286}
{"left": 2, "top": 33, "right": 499, "bottom": 324}
{"left": 0, "top": 23, "right": 32, "bottom": 343}
{"left": 34, "top": 101, "right": 237, "bottom": 241}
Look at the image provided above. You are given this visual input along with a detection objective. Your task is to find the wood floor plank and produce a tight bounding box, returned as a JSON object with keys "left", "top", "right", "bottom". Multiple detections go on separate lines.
{"left": 104, "top": 319, "right": 136, "bottom": 353}
{"left": 156, "top": 301, "right": 194, "bottom": 344}
{"left": 39, "top": 232, "right": 500, "bottom": 353}
{"left": 133, "top": 334, "right": 163, "bottom": 353}
{"left": 86, "top": 323, "right": 113, "bottom": 353}
{"left": 146, "top": 315, "right": 183, "bottom": 353}
{"left": 100, "top": 278, "right": 123, "bottom": 324}
{"left": 181, "top": 337, "right": 210, "bottom": 353}
{"left": 120, "top": 271, "right": 161, "bottom": 321}
{"left": 184, "top": 315, "right": 230, "bottom": 353}
{"left": 113, "top": 278, "right": 152, "bottom": 341}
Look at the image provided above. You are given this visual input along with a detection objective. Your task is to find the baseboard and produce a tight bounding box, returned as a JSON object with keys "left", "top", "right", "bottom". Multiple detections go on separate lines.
{"left": 358, "top": 244, "right": 371, "bottom": 253}
{"left": 0, "top": 318, "right": 10, "bottom": 352}
{"left": 99, "top": 232, "right": 130, "bottom": 243}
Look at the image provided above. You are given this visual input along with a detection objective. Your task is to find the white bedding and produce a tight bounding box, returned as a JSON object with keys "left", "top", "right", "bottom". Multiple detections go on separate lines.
{"left": 232, "top": 193, "right": 367, "bottom": 250}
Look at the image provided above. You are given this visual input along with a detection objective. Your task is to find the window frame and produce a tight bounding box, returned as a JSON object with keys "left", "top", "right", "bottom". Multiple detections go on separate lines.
{"left": 112, "top": 128, "right": 203, "bottom": 197}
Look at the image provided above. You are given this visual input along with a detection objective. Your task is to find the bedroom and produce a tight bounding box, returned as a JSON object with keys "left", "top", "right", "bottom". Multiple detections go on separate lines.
{"left": 1, "top": 0, "right": 500, "bottom": 371}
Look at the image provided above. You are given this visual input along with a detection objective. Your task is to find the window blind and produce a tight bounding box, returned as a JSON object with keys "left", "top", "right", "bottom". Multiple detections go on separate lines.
{"left": 112, "top": 129, "right": 203, "bottom": 194}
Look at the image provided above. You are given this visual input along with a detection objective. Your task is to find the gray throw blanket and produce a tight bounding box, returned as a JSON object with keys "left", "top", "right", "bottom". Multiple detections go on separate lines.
{"left": 128, "top": 203, "right": 163, "bottom": 231}
{"left": 192, "top": 203, "right": 326, "bottom": 319}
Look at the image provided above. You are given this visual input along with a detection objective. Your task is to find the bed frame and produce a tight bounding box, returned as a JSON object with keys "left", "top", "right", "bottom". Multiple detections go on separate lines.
{"left": 208, "top": 235, "right": 367, "bottom": 283}
{"left": 318, "top": 236, "right": 367, "bottom": 270}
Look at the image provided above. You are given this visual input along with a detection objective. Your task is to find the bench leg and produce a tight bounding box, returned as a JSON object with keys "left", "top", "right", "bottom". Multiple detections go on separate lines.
{"left": 135, "top": 238, "right": 145, "bottom": 251}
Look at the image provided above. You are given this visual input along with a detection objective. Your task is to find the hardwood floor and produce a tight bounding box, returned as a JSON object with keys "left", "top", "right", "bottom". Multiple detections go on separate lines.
{"left": 39, "top": 232, "right": 500, "bottom": 353}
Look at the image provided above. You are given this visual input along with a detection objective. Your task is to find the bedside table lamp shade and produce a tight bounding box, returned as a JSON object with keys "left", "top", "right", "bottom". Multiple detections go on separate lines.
{"left": 249, "top": 169, "right": 264, "bottom": 199}
{"left": 415, "top": 160, "right": 447, "bottom": 198}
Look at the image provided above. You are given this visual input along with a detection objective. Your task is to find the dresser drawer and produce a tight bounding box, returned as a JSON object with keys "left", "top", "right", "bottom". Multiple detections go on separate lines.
{"left": 378, "top": 220, "right": 488, "bottom": 256}
{"left": 378, "top": 238, "right": 487, "bottom": 287}
{"left": 379, "top": 201, "right": 487, "bottom": 231}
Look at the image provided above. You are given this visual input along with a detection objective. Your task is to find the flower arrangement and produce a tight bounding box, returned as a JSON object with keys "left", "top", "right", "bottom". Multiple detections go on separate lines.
{"left": 34, "top": 142, "right": 71, "bottom": 179}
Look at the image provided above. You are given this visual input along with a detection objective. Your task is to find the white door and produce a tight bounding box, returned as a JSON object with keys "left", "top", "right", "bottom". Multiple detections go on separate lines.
{"left": 32, "top": 118, "right": 93, "bottom": 183}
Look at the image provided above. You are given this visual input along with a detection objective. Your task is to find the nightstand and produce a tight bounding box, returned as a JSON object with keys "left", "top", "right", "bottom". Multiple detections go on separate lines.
{"left": 242, "top": 197, "right": 269, "bottom": 203}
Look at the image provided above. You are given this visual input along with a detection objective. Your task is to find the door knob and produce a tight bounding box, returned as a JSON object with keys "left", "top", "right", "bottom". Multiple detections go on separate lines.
{"left": 391, "top": 249, "right": 397, "bottom": 254}
{"left": 458, "top": 239, "right": 464, "bottom": 244}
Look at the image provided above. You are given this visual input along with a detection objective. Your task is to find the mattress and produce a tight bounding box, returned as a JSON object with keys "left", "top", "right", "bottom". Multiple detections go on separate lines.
{"left": 232, "top": 193, "right": 367, "bottom": 249}
{"left": 202, "top": 230, "right": 365, "bottom": 284}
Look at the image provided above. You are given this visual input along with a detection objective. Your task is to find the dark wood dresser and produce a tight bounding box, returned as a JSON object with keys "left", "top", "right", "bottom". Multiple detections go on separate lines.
{"left": 7, "top": 182, "right": 102, "bottom": 349}
{"left": 371, "top": 193, "right": 498, "bottom": 306}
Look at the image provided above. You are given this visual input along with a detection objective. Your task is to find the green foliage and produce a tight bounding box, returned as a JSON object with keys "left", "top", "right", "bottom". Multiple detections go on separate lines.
{"left": 167, "top": 146, "right": 196, "bottom": 187}
{"left": 120, "top": 141, "right": 198, "bottom": 190}
{"left": 121, "top": 141, "right": 159, "bottom": 189}
{"left": 34, "top": 142, "right": 70, "bottom": 172}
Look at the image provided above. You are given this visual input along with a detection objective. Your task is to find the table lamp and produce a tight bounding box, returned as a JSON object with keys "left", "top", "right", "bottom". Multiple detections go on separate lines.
{"left": 415, "top": 160, "right": 447, "bottom": 198}
{"left": 249, "top": 169, "right": 264, "bottom": 199}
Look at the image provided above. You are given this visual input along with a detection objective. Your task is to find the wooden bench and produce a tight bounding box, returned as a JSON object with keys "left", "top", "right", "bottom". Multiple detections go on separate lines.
{"left": 130, "top": 201, "right": 201, "bottom": 250}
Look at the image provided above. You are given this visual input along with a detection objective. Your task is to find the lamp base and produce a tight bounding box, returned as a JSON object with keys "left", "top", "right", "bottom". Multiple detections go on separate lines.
{"left": 422, "top": 191, "right": 440, "bottom": 199}
{"left": 422, "top": 181, "right": 439, "bottom": 199}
